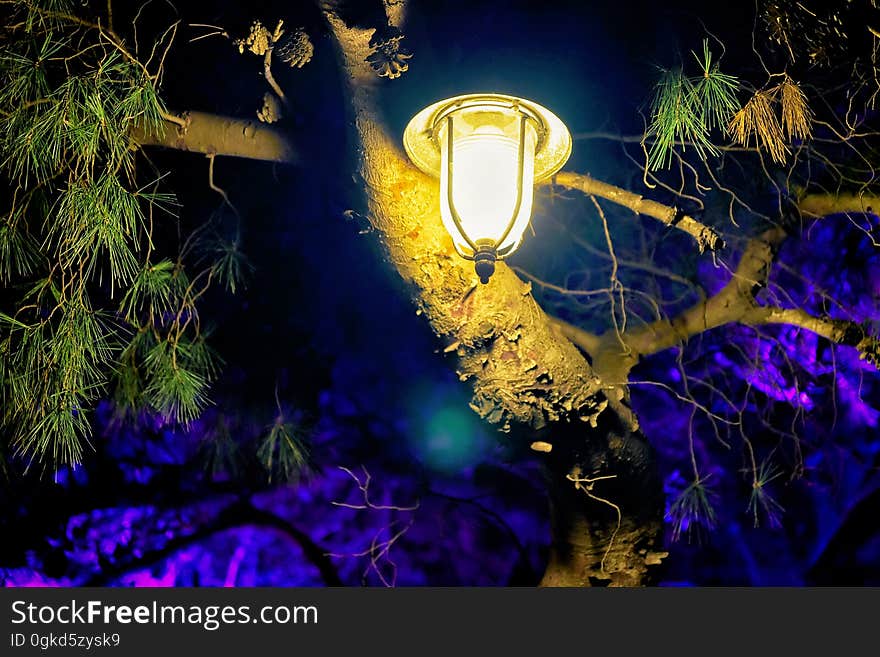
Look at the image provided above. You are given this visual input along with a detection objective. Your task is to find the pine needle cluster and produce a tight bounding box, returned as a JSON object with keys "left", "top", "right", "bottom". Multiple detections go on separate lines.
{"left": 728, "top": 75, "right": 812, "bottom": 164}
{"left": 646, "top": 40, "right": 741, "bottom": 170}
{"left": 0, "top": 1, "right": 240, "bottom": 469}
{"left": 647, "top": 40, "right": 814, "bottom": 168}
{"left": 729, "top": 91, "right": 788, "bottom": 164}
{"left": 747, "top": 460, "right": 784, "bottom": 528}
{"left": 666, "top": 475, "right": 718, "bottom": 542}
{"left": 778, "top": 76, "right": 812, "bottom": 141}
{"left": 257, "top": 415, "right": 312, "bottom": 484}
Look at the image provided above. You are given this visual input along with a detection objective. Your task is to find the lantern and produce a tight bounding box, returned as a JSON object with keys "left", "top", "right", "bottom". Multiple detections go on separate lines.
{"left": 403, "top": 93, "right": 571, "bottom": 283}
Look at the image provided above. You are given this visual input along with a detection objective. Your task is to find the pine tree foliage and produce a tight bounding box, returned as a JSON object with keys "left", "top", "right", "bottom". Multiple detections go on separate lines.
{"left": 646, "top": 40, "right": 740, "bottom": 170}
{"left": 251, "top": 384, "right": 312, "bottom": 484}
{"left": 728, "top": 89, "right": 789, "bottom": 164}
{"left": 777, "top": 75, "right": 812, "bottom": 142}
{"left": 666, "top": 475, "right": 718, "bottom": 542}
{"left": 257, "top": 414, "right": 311, "bottom": 484}
{"left": 728, "top": 76, "right": 812, "bottom": 164}
{"left": 646, "top": 38, "right": 816, "bottom": 168}
{"left": 0, "top": 1, "right": 240, "bottom": 469}
{"left": 747, "top": 460, "right": 784, "bottom": 529}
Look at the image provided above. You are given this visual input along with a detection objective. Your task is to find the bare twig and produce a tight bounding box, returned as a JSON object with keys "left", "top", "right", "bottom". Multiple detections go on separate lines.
{"left": 206, "top": 153, "right": 240, "bottom": 219}
{"left": 189, "top": 23, "right": 229, "bottom": 43}
{"left": 566, "top": 472, "right": 621, "bottom": 575}
{"left": 263, "top": 47, "right": 287, "bottom": 106}
{"left": 328, "top": 465, "right": 419, "bottom": 586}
{"left": 332, "top": 465, "right": 419, "bottom": 511}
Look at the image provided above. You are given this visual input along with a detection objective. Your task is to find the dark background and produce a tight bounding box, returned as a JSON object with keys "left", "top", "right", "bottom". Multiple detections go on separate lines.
{"left": 2, "top": 0, "right": 879, "bottom": 586}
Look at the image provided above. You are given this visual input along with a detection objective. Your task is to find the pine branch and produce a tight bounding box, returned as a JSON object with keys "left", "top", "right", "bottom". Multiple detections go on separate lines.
{"left": 646, "top": 69, "right": 711, "bottom": 170}
{"left": 692, "top": 40, "right": 740, "bottom": 133}
{"left": 0, "top": 4, "right": 236, "bottom": 467}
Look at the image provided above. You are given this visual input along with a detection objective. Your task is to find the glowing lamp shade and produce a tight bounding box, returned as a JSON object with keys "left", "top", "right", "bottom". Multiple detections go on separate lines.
{"left": 404, "top": 94, "right": 571, "bottom": 283}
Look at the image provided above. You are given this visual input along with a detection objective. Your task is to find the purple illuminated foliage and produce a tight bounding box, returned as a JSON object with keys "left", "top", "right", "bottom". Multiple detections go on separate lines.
{"left": 633, "top": 216, "right": 880, "bottom": 583}
{"left": 2, "top": 362, "right": 547, "bottom": 587}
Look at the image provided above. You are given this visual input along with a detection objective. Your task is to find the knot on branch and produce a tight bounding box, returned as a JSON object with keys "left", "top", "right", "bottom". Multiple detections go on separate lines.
{"left": 669, "top": 207, "right": 686, "bottom": 227}
{"left": 670, "top": 209, "right": 724, "bottom": 252}
{"left": 686, "top": 218, "right": 724, "bottom": 252}
{"left": 366, "top": 25, "right": 412, "bottom": 79}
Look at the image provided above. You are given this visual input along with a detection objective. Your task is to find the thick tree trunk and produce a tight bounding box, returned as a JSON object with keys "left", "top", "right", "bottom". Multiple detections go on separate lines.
{"left": 536, "top": 417, "right": 665, "bottom": 586}
{"left": 321, "top": 12, "right": 606, "bottom": 432}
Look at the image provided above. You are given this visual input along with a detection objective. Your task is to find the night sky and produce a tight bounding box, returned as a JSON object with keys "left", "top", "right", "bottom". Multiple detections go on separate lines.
{"left": 1, "top": 0, "right": 879, "bottom": 586}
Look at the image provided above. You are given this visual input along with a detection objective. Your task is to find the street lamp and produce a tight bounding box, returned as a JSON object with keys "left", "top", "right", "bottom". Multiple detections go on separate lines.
{"left": 403, "top": 93, "right": 571, "bottom": 283}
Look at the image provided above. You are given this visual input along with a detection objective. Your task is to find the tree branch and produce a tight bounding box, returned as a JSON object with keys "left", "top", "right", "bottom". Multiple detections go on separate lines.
{"left": 83, "top": 500, "right": 342, "bottom": 586}
{"left": 561, "top": 224, "right": 878, "bottom": 381}
{"left": 554, "top": 170, "right": 724, "bottom": 252}
{"left": 132, "top": 111, "right": 297, "bottom": 163}
{"left": 263, "top": 47, "right": 287, "bottom": 106}
{"left": 798, "top": 192, "right": 880, "bottom": 217}
{"left": 615, "top": 226, "right": 786, "bottom": 361}
{"left": 742, "top": 306, "right": 880, "bottom": 368}
{"left": 548, "top": 227, "right": 787, "bottom": 388}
